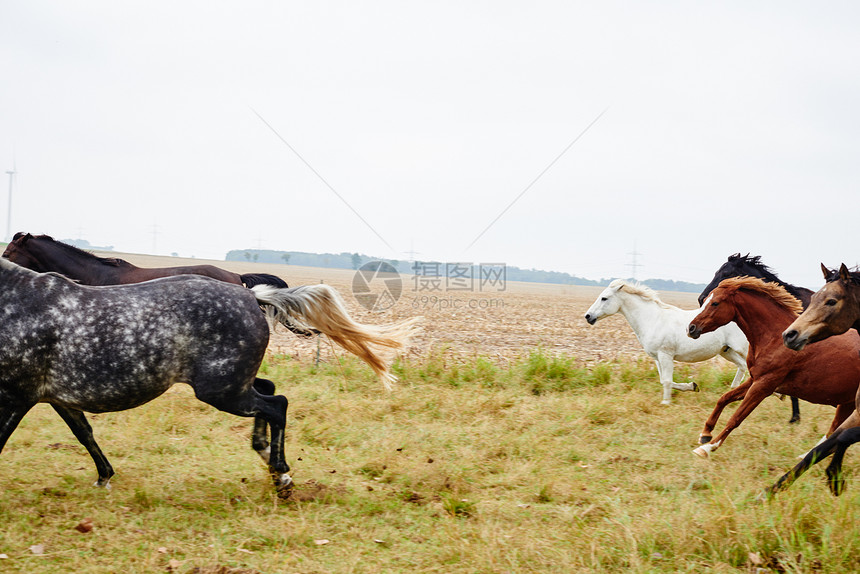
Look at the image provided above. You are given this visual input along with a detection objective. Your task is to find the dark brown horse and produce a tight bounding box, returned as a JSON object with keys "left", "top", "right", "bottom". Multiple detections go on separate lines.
{"left": 699, "top": 253, "right": 815, "bottom": 424}
{"left": 3, "top": 232, "right": 283, "bottom": 287}
{"left": 687, "top": 277, "right": 860, "bottom": 459}
{"left": 2, "top": 232, "right": 313, "bottom": 338}
{"left": 765, "top": 264, "right": 860, "bottom": 497}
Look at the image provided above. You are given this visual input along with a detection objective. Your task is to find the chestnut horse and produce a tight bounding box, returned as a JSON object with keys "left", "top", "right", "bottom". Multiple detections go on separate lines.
{"left": 687, "top": 277, "right": 860, "bottom": 459}
{"left": 699, "top": 253, "right": 814, "bottom": 424}
{"left": 765, "top": 264, "right": 860, "bottom": 497}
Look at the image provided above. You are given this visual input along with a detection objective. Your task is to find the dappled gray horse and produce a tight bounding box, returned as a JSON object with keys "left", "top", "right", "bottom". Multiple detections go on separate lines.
{"left": 0, "top": 258, "right": 417, "bottom": 497}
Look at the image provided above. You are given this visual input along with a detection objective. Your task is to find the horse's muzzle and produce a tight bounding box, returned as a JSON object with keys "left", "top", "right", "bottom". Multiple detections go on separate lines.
{"left": 688, "top": 324, "right": 701, "bottom": 339}
{"left": 585, "top": 314, "right": 597, "bottom": 325}
{"left": 782, "top": 329, "right": 807, "bottom": 351}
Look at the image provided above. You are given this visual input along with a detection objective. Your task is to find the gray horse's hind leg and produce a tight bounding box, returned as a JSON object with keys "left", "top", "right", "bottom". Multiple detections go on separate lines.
{"left": 251, "top": 378, "right": 276, "bottom": 463}
{"left": 0, "top": 402, "right": 33, "bottom": 452}
{"left": 192, "top": 379, "right": 292, "bottom": 498}
{"left": 51, "top": 405, "right": 115, "bottom": 488}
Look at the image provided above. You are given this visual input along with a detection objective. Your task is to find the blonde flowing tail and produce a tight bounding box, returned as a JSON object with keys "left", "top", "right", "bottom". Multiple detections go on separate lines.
{"left": 251, "top": 284, "right": 421, "bottom": 390}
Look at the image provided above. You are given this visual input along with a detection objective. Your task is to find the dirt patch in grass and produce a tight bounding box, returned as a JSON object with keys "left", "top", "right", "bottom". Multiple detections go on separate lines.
{"left": 286, "top": 479, "right": 342, "bottom": 503}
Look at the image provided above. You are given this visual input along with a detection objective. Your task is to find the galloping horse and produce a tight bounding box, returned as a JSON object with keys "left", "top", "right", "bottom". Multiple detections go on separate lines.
{"left": 699, "top": 253, "right": 814, "bottom": 307}
{"left": 2, "top": 232, "right": 314, "bottom": 337}
{"left": 687, "top": 277, "right": 860, "bottom": 459}
{"left": 699, "top": 253, "right": 814, "bottom": 423}
{"left": 3, "top": 232, "right": 286, "bottom": 287}
{"left": 0, "top": 258, "right": 419, "bottom": 496}
{"left": 585, "top": 280, "right": 748, "bottom": 405}
{"left": 765, "top": 264, "right": 860, "bottom": 497}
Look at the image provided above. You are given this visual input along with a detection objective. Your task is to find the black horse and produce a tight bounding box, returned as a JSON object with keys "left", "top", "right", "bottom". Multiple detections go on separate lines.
{"left": 699, "top": 254, "right": 814, "bottom": 424}
{"left": 0, "top": 258, "right": 417, "bottom": 497}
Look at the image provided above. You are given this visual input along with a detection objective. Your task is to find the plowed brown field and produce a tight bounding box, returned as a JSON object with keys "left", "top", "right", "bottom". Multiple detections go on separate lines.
{"left": 114, "top": 252, "right": 704, "bottom": 367}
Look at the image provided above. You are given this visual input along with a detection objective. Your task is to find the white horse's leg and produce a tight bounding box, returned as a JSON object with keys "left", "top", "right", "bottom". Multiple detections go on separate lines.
{"left": 728, "top": 368, "right": 747, "bottom": 389}
{"left": 719, "top": 348, "right": 748, "bottom": 388}
{"left": 654, "top": 355, "right": 672, "bottom": 405}
{"left": 657, "top": 352, "right": 697, "bottom": 405}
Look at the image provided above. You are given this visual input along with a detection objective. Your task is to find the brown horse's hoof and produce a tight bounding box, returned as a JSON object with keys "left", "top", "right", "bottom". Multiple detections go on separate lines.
{"left": 699, "top": 435, "right": 712, "bottom": 445}
{"left": 692, "top": 445, "right": 711, "bottom": 459}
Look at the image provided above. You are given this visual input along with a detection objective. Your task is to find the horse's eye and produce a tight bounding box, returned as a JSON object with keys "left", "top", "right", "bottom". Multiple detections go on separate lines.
{"left": 826, "top": 299, "right": 838, "bottom": 307}
{"left": 711, "top": 301, "right": 719, "bottom": 307}
{"left": 600, "top": 297, "right": 608, "bottom": 302}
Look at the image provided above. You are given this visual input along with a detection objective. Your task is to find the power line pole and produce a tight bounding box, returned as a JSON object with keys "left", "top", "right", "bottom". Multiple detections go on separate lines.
{"left": 5, "top": 163, "right": 15, "bottom": 242}
{"left": 402, "top": 239, "right": 421, "bottom": 263}
{"left": 150, "top": 223, "right": 161, "bottom": 255}
{"left": 627, "top": 243, "right": 643, "bottom": 280}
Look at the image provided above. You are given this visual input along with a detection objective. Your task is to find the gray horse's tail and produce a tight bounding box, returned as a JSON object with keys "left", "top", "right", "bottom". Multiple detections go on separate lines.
{"left": 251, "top": 284, "right": 421, "bottom": 390}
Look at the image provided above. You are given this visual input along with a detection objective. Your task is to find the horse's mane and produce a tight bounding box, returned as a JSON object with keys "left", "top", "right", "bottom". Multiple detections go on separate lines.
{"left": 718, "top": 276, "right": 804, "bottom": 314}
{"left": 30, "top": 235, "right": 123, "bottom": 267}
{"left": 728, "top": 253, "right": 780, "bottom": 280}
{"left": 609, "top": 279, "right": 676, "bottom": 310}
{"left": 824, "top": 266, "right": 860, "bottom": 285}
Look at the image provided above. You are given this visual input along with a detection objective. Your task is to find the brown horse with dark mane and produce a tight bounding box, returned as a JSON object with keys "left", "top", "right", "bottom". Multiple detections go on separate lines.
{"left": 687, "top": 277, "right": 860, "bottom": 459}
{"left": 2, "top": 232, "right": 314, "bottom": 338}
{"left": 3, "top": 232, "right": 284, "bottom": 288}
{"left": 765, "top": 264, "right": 860, "bottom": 497}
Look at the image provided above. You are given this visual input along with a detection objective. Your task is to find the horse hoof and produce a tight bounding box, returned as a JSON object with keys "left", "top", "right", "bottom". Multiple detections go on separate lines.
{"left": 827, "top": 475, "right": 846, "bottom": 497}
{"left": 789, "top": 416, "right": 801, "bottom": 424}
{"left": 693, "top": 446, "right": 710, "bottom": 459}
{"left": 273, "top": 473, "right": 293, "bottom": 499}
{"left": 754, "top": 489, "right": 773, "bottom": 504}
{"left": 692, "top": 382, "right": 699, "bottom": 392}
{"left": 661, "top": 399, "right": 671, "bottom": 405}
{"left": 699, "top": 435, "right": 712, "bottom": 445}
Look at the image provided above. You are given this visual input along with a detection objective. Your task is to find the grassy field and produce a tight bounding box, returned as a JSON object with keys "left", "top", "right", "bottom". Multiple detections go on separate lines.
{"left": 0, "top": 252, "right": 856, "bottom": 572}
{"left": 0, "top": 351, "right": 857, "bottom": 573}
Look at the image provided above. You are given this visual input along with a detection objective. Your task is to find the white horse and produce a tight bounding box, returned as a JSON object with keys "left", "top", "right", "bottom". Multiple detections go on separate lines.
{"left": 584, "top": 279, "right": 748, "bottom": 404}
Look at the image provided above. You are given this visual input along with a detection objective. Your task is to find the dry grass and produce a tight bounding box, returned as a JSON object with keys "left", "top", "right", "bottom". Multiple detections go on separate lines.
{"left": 0, "top": 255, "right": 856, "bottom": 573}
{"left": 0, "top": 355, "right": 855, "bottom": 573}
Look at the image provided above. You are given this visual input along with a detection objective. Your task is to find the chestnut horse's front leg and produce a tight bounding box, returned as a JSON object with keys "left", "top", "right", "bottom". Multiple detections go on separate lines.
{"left": 694, "top": 377, "right": 776, "bottom": 458}
{"left": 698, "top": 378, "right": 752, "bottom": 444}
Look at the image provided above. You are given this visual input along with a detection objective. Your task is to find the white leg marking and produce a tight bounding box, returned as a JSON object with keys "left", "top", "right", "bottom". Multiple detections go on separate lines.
{"left": 257, "top": 446, "right": 271, "bottom": 464}
{"left": 798, "top": 434, "right": 828, "bottom": 459}
{"left": 93, "top": 477, "right": 112, "bottom": 490}
{"left": 693, "top": 440, "right": 722, "bottom": 458}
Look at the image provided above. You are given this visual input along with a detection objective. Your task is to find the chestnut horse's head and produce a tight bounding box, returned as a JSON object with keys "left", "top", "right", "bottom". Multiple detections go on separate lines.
{"left": 783, "top": 264, "right": 860, "bottom": 351}
{"left": 688, "top": 281, "right": 741, "bottom": 339}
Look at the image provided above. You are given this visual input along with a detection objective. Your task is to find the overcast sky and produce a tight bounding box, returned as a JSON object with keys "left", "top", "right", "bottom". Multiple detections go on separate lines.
{"left": 2, "top": 2, "right": 859, "bottom": 288}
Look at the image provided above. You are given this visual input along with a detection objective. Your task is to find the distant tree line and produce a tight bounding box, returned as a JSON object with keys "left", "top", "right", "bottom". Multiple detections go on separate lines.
{"left": 225, "top": 249, "right": 706, "bottom": 293}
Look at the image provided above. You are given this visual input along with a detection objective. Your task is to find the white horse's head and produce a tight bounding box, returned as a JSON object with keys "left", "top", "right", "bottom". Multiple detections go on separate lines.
{"left": 584, "top": 280, "right": 625, "bottom": 325}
